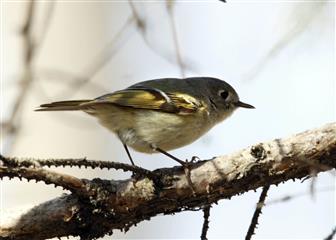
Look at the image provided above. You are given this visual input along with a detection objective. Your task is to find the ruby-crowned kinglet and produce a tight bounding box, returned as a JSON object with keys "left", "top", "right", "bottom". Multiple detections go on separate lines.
{"left": 37, "top": 77, "right": 254, "bottom": 165}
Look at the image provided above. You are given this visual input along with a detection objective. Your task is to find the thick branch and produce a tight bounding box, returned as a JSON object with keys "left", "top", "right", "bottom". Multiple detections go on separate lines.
{"left": 1, "top": 122, "right": 335, "bottom": 239}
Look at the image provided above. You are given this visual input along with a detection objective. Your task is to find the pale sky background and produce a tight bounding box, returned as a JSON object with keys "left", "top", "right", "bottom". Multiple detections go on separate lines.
{"left": 1, "top": 1, "right": 335, "bottom": 239}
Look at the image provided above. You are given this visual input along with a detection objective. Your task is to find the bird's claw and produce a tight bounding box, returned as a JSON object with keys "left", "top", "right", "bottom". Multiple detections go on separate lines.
{"left": 185, "top": 156, "right": 200, "bottom": 164}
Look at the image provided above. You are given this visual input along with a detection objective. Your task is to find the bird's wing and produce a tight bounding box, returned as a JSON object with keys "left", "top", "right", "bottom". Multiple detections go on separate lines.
{"left": 90, "top": 87, "right": 202, "bottom": 115}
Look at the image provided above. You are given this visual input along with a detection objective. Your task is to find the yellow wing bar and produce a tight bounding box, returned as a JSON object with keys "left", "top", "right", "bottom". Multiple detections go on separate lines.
{"left": 93, "top": 87, "right": 202, "bottom": 114}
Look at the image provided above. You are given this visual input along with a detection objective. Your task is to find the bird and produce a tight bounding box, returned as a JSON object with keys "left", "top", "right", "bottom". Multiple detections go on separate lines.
{"left": 36, "top": 77, "right": 254, "bottom": 166}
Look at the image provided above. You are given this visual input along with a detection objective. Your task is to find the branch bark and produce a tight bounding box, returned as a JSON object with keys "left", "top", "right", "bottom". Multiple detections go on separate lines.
{"left": 1, "top": 122, "right": 335, "bottom": 239}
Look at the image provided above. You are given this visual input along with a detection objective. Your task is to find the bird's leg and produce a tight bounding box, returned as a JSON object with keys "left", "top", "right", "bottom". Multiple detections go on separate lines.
{"left": 154, "top": 147, "right": 200, "bottom": 165}
{"left": 123, "top": 144, "right": 135, "bottom": 166}
{"left": 123, "top": 144, "right": 164, "bottom": 185}
{"left": 153, "top": 146, "right": 196, "bottom": 195}
{"left": 154, "top": 147, "right": 187, "bottom": 166}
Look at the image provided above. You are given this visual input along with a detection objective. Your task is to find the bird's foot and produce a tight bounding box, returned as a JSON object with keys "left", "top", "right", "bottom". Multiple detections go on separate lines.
{"left": 178, "top": 160, "right": 197, "bottom": 196}
{"left": 189, "top": 156, "right": 201, "bottom": 163}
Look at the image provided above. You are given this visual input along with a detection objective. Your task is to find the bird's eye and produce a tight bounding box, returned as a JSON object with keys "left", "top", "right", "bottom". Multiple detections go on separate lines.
{"left": 219, "top": 90, "right": 229, "bottom": 100}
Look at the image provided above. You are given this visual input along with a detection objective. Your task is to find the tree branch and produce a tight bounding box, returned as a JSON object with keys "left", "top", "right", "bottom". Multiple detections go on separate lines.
{"left": 2, "top": 0, "right": 35, "bottom": 140}
{"left": 245, "top": 185, "right": 270, "bottom": 240}
{"left": 166, "top": 0, "right": 186, "bottom": 77}
{"left": 0, "top": 155, "right": 158, "bottom": 180}
{"left": 324, "top": 226, "right": 336, "bottom": 240}
{"left": 0, "top": 122, "right": 335, "bottom": 239}
{"left": 201, "top": 205, "right": 211, "bottom": 240}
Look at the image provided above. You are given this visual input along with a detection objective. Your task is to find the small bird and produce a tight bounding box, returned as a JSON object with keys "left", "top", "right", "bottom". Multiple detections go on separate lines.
{"left": 37, "top": 77, "right": 254, "bottom": 166}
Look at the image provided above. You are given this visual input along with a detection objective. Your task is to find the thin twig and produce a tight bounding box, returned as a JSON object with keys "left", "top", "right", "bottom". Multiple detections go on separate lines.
{"left": 35, "top": 68, "right": 107, "bottom": 100}
{"left": 166, "top": 0, "right": 185, "bottom": 77}
{"left": 128, "top": 0, "right": 146, "bottom": 33}
{"left": 0, "top": 166, "right": 86, "bottom": 194}
{"left": 34, "top": 1, "right": 55, "bottom": 55}
{"left": 201, "top": 205, "right": 211, "bottom": 240}
{"left": 82, "top": 17, "right": 135, "bottom": 82}
{"left": 266, "top": 186, "right": 334, "bottom": 205}
{"left": 128, "top": 0, "right": 191, "bottom": 73}
{"left": 242, "top": 3, "right": 325, "bottom": 82}
{"left": 1, "top": 2, "right": 54, "bottom": 128}
{"left": 245, "top": 185, "right": 270, "bottom": 240}
{"left": 309, "top": 173, "right": 317, "bottom": 200}
{"left": 0, "top": 154, "right": 158, "bottom": 180}
{"left": 1, "top": 0, "right": 40, "bottom": 152}
{"left": 324, "top": 226, "right": 336, "bottom": 240}
{"left": 61, "top": 15, "right": 135, "bottom": 98}
{"left": 4, "top": 0, "right": 35, "bottom": 138}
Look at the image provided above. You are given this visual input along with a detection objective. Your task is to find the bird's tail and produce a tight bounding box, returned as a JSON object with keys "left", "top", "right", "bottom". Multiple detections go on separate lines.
{"left": 35, "top": 100, "right": 91, "bottom": 111}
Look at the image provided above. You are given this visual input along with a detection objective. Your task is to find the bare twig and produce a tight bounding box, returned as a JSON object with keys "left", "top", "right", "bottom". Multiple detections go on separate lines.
{"left": 128, "top": 0, "right": 192, "bottom": 73}
{"left": 243, "top": 2, "right": 326, "bottom": 81}
{"left": 34, "top": 1, "right": 55, "bottom": 55}
{"left": 128, "top": 0, "right": 146, "bottom": 34}
{"left": 266, "top": 186, "right": 334, "bottom": 205}
{"left": 59, "top": 15, "right": 135, "bottom": 98}
{"left": 82, "top": 17, "right": 135, "bottom": 83}
{"left": 0, "top": 166, "right": 86, "bottom": 194}
{"left": 0, "top": 154, "right": 158, "bottom": 180}
{"left": 324, "top": 226, "right": 336, "bottom": 240}
{"left": 201, "top": 205, "right": 211, "bottom": 240}
{"left": 2, "top": 1, "right": 56, "bottom": 150}
{"left": 166, "top": 0, "right": 185, "bottom": 77}
{"left": 245, "top": 185, "right": 270, "bottom": 240}
{"left": 3, "top": 0, "right": 35, "bottom": 139}
{"left": 35, "top": 68, "right": 107, "bottom": 100}
{"left": 21, "top": 0, "right": 35, "bottom": 64}
{"left": 309, "top": 174, "right": 317, "bottom": 200}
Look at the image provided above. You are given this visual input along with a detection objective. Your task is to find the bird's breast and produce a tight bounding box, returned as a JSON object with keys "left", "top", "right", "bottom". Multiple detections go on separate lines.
{"left": 92, "top": 105, "right": 218, "bottom": 153}
{"left": 126, "top": 109, "right": 214, "bottom": 153}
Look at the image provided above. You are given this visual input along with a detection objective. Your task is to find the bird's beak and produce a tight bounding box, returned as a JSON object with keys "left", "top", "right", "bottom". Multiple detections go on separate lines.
{"left": 235, "top": 101, "right": 255, "bottom": 109}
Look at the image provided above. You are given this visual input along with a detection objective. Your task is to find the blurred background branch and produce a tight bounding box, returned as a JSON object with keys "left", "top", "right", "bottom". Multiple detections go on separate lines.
{"left": 166, "top": 0, "right": 185, "bottom": 77}
{"left": 2, "top": 0, "right": 37, "bottom": 150}
{"left": 243, "top": 1, "right": 327, "bottom": 81}
{"left": 54, "top": 15, "right": 136, "bottom": 98}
